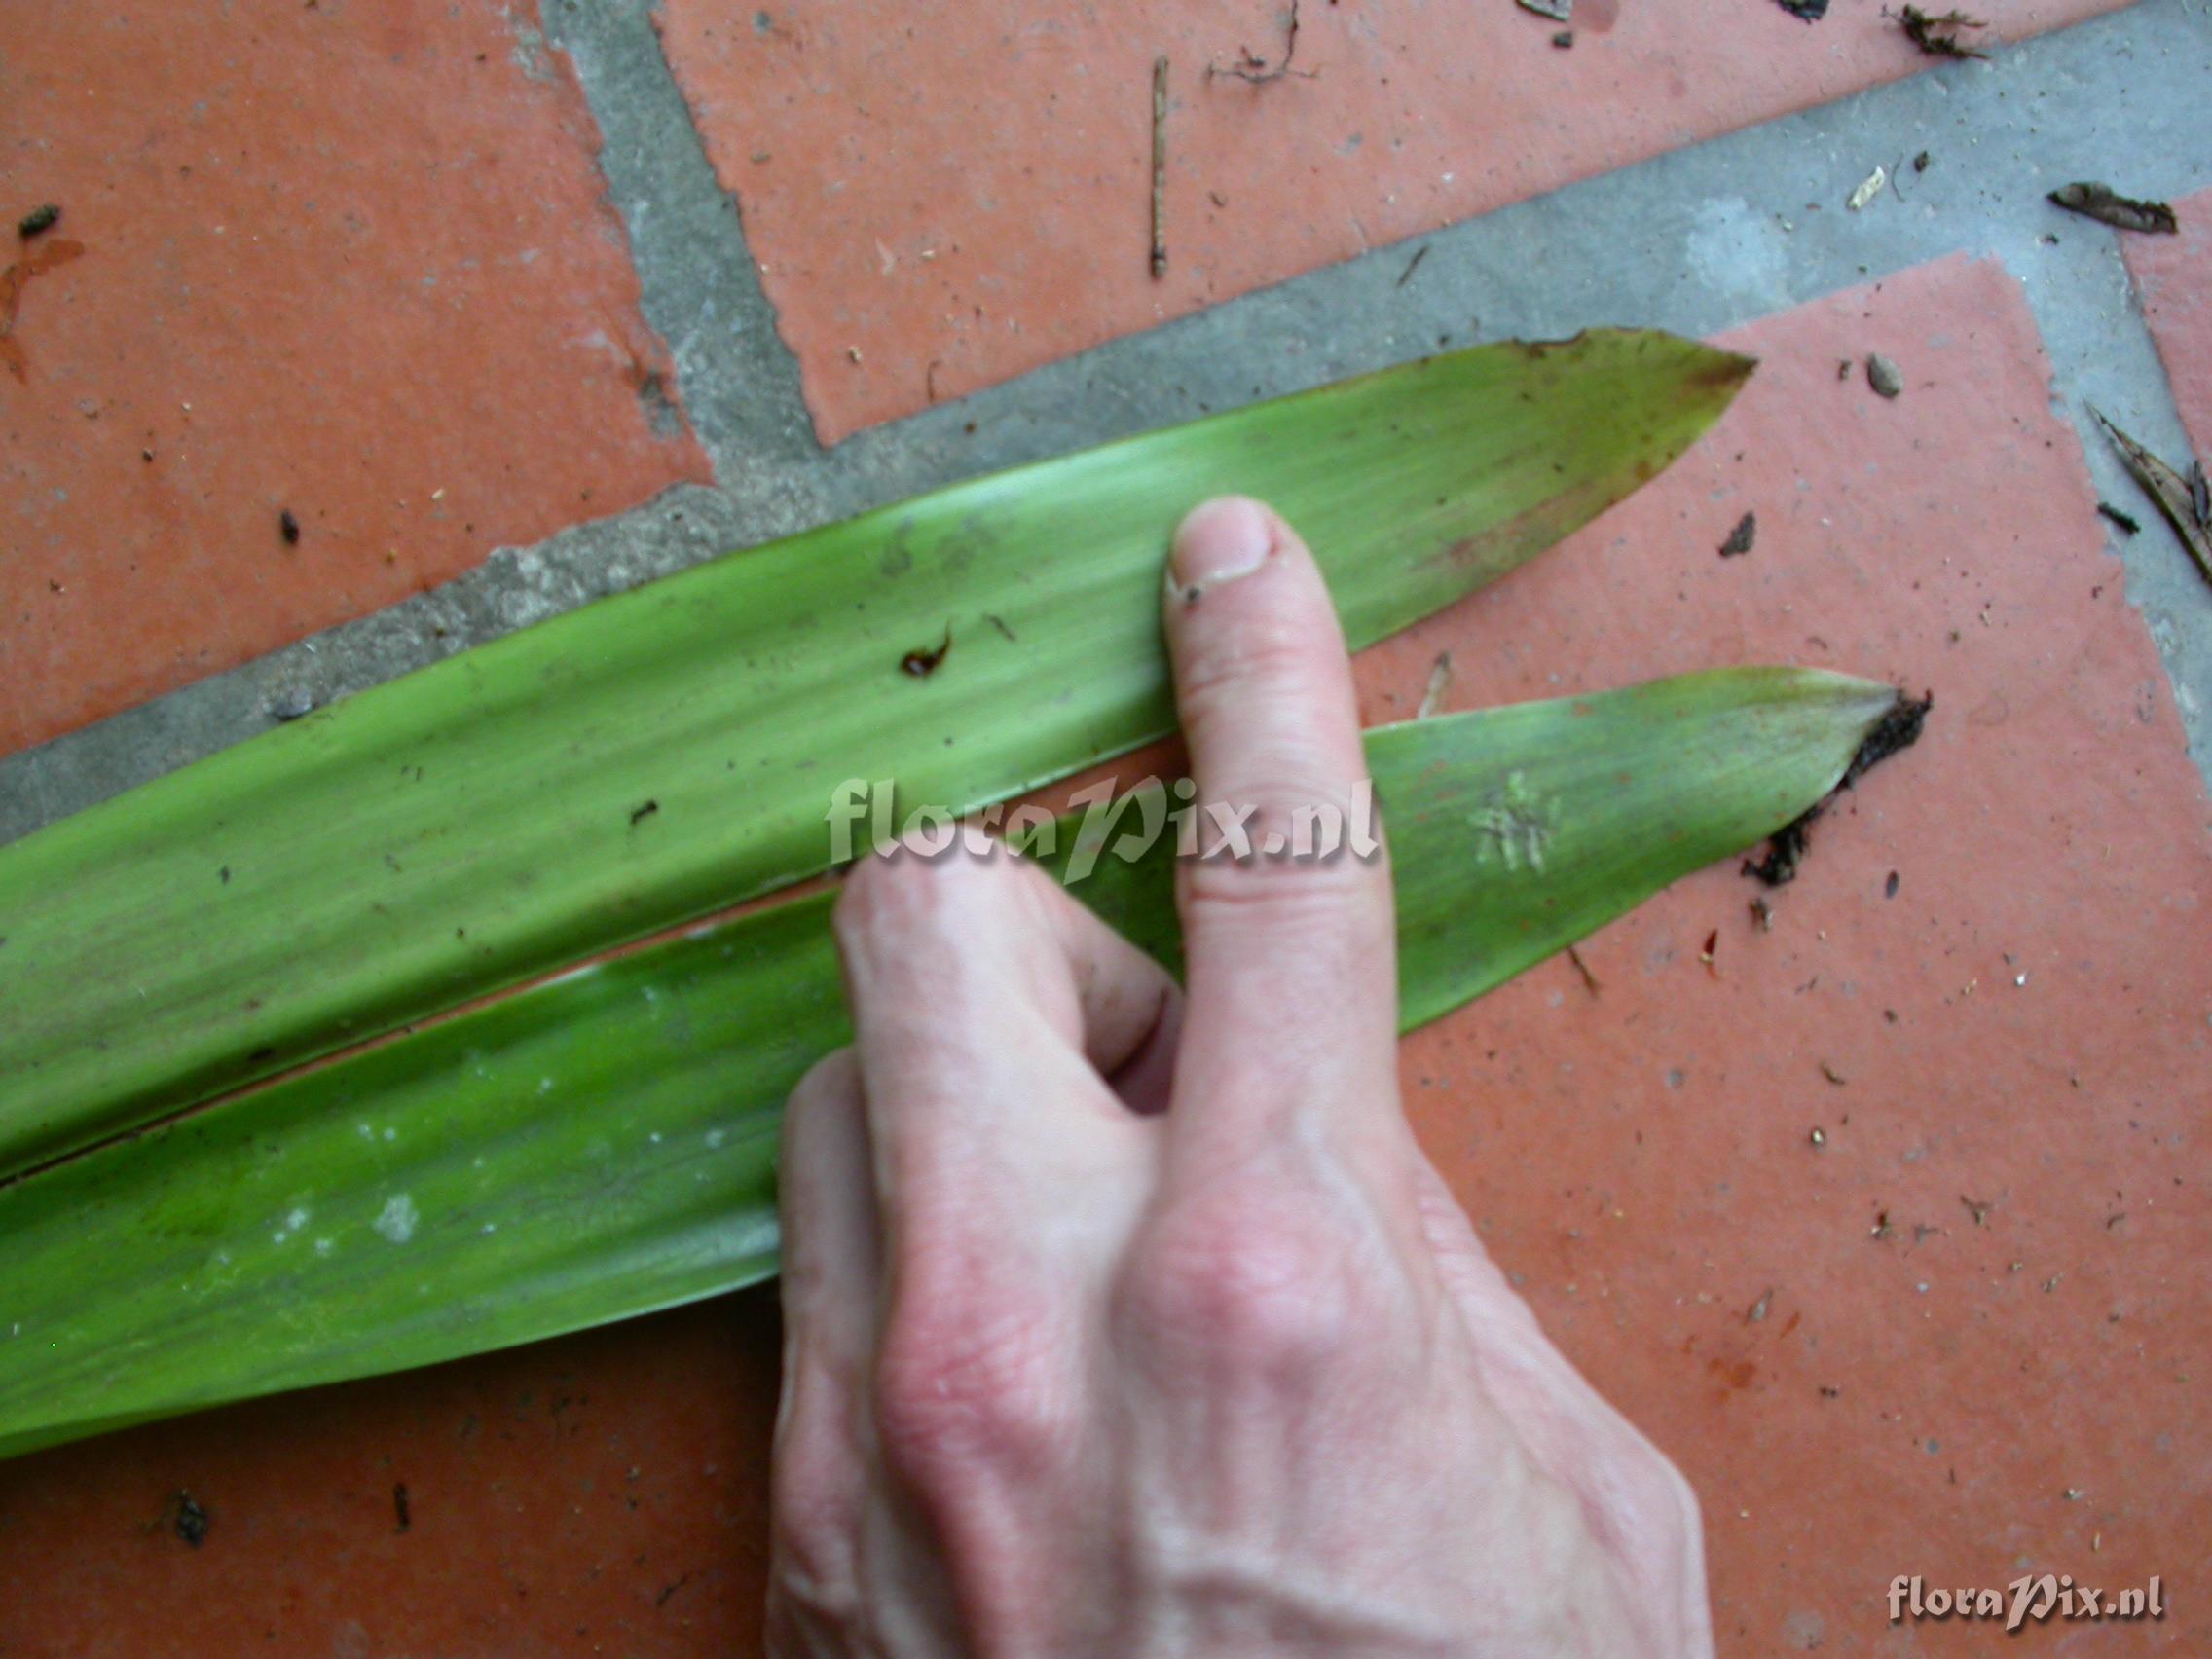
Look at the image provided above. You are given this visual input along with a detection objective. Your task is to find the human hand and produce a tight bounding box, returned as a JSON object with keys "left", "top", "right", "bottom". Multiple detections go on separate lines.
{"left": 767, "top": 497, "right": 1714, "bottom": 1656}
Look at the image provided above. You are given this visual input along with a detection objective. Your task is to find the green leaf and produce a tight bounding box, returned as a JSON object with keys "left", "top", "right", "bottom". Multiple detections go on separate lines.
{"left": 0, "top": 669, "right": 1899, "bottom": 1460}
{"left": 0, "top": 332, "right": 1751, "bottom": 1177}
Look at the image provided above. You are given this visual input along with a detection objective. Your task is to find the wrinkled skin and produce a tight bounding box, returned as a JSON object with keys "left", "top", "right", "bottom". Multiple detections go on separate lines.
{"left": 768, "top": 498, "right": 1714, "bottom": 1658}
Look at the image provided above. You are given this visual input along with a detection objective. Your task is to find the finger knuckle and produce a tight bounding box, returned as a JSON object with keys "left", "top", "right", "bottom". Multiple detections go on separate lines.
{"left": 873, "top": 1278, "right": 1072, "bottom": 1479}
{"left": 1122, "top": 1199, "right": 1362, "bottom": 1379}
{"left": 832, "top": 848, "right": 939, "bottom": 938}
{"left": 834, "top": 840, "right": 1017, "bottom": 950}
{"left": 1179, "top": 842, "right": 1384, "bottom": 934}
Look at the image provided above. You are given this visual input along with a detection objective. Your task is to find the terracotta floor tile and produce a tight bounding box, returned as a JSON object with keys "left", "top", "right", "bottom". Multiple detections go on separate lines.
{"left": 653, "top": 0, "right": 2127, "bottom": 443}
{"left": 1363, "top": 252, "right": 2212, "bottom": 1651}
{"left": 0, "top": 1295, "right": 781, "bottom": 1656}
{"left": 3, "top": 252, "right": 2203, "bottom": 1654}
{"left": 0, "top": 1, "right": 710, "bottom": 757}
{"left": 2123, "top": 185, "right": 2212, "bottom": 459}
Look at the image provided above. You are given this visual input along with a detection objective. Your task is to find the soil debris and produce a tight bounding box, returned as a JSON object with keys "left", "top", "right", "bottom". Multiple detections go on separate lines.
{"left": 1866, "top": 354, "right": 1903, "bottom": 398}
{"left": 174, "top": 1492, "right": 210, "bottom": 1548}
{"left": 1898, "top": 7, "right": 1988, "bottom": 58}
{"left": 1717, "top": 511, "right": 1757, "bottom": 559}
{"left": 1566, "top": 943, "right": 1601, "bottom": 995}
{"left": 279, "top": 507, "right": 302, "bottom": 545}
{"left": 1775, "top": 0, "right": 1829, "bottom": 19}
{"left": 629, "top": 799, "right": 660, "bottom": 826}
{"left": 1841, "top": 690, "right": 1933, "bottom": 788}
{"left": 2047, "top": 182, "right": 2177, "bottom": 236}
{"left": 1744, "top": 691, "right": 1932, "bottom": 887}
{"left": 393, "top": 1483, "right": 412, "bottom": 1533}
{"left": 1743, "top": 815, "right": 1815, "bottom": 887}
{"left": 1552, "top": 29, "right": 1574, "bottom": 47}
{"left": 1884, "top": 869, "right": 1899, "bottom": 898}
{"left": 0, "top": 234, "right": 86, "bottom": 381}
{"left": 902, "top": 624, "right": 954, "bottom": 678}
{"left": 1961, "top": 1196, "right": 1993, "bottom": 1226}
{"left": 1150, "top": 57, "right": 1169, "bottom": 278}
{"left": 2090, "top": 408, "right": 2212, "bottom": 587}
{"left": 1210, "top": 1, "right": 1311, "bottom": 83}
{"left": 18, "top": 203, "right": 60, "bottom": 240}
{"left": 2096, "top": 501, "right": 2141, "bottom": 535}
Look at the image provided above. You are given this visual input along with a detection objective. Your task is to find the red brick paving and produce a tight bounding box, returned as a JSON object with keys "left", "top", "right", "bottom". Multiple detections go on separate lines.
{"left": 4, "top": 252, "right": 2203, "bottom": 1655}
{"left": 0, "top": 0, "right": 710, "bottom": 757}
{"left": 1371, "top": 253, "right": 2212, "bottom": 1652}
{"left": 653, "top": 0, "right": 2127, "bottom": 443}
{"left": 2123, "top": 184, "right": 2212, "bottom": 461}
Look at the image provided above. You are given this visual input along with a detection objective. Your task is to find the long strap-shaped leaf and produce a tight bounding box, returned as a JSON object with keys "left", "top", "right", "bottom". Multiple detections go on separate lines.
{"left": 0, "top": 669, "right": 1898, "bottom": 1460}
{"left": 0, "top": 333, "right": 1751, "bottom": 1176}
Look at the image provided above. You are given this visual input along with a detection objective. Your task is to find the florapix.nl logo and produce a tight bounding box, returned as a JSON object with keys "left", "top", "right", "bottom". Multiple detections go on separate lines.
{"left": 825, "top": 776, "right": 1382, "bottom": 880}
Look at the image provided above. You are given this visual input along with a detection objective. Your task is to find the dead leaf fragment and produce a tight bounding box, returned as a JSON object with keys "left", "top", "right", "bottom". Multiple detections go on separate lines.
{"left": 1417, "top": 651, "right": 1453, "bottom": 719}
{"left": 1517, "top": 0, "right": 1572, "bottom": 20}
{"left": 1899, "top": 6, "right": 1990, "bottom": 58}
{"left": 2047, "top": 182, "right": 2178, "bottom": 236}
{"left": 2090, "top": 408, "right": 2212, "bottom": 587}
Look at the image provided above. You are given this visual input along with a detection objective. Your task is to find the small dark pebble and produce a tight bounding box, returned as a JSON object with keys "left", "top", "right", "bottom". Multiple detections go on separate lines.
{"left": 1913, "top": 151, "right": 1931, "bottom": 173}
{"left": 1866, "top": 354, "right": 1903, "bottom": 398}
{"left": 1551, "top": 28, "right": 1573, "bottom": 46}
{"left": 18, "top": 203, "right": 61, "bottom": 240}
{"left": 2096, "top": 501, "right": 2141, "bottom": 536}
{"left": 268, "top": 689, "right": 315, "bottom": 722}
{"left": 1717, "top": 511, "right": 1757, "bottom": 559}
{"left": 279, "top": 508, "right": 301, "bottom": 545}
{"left": 175, "top": 1493, "right": 210, "bottom": 1548}
{"left": 1885, "top": 869, "right": 1899, "bottom": 899}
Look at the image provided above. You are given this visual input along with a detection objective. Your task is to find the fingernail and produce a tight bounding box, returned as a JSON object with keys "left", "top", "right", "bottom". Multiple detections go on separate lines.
{"left": 1171, "top": 497, "right": 1274, "bottom": 595}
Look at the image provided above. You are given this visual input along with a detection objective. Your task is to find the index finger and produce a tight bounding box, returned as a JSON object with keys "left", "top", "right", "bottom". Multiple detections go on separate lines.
{"left": 1158, "top": 497, "right": 1399, "bottom": 1138}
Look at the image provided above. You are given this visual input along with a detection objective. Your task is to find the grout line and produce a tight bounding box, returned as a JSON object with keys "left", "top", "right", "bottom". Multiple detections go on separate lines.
{"left": 536, "top": 0, "right": 827, "bottom": 512}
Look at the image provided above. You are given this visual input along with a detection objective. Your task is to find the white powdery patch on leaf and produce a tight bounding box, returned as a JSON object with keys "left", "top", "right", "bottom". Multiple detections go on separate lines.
{"left": 374, "top": 1193, "right": 421, "bottom": 1244}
